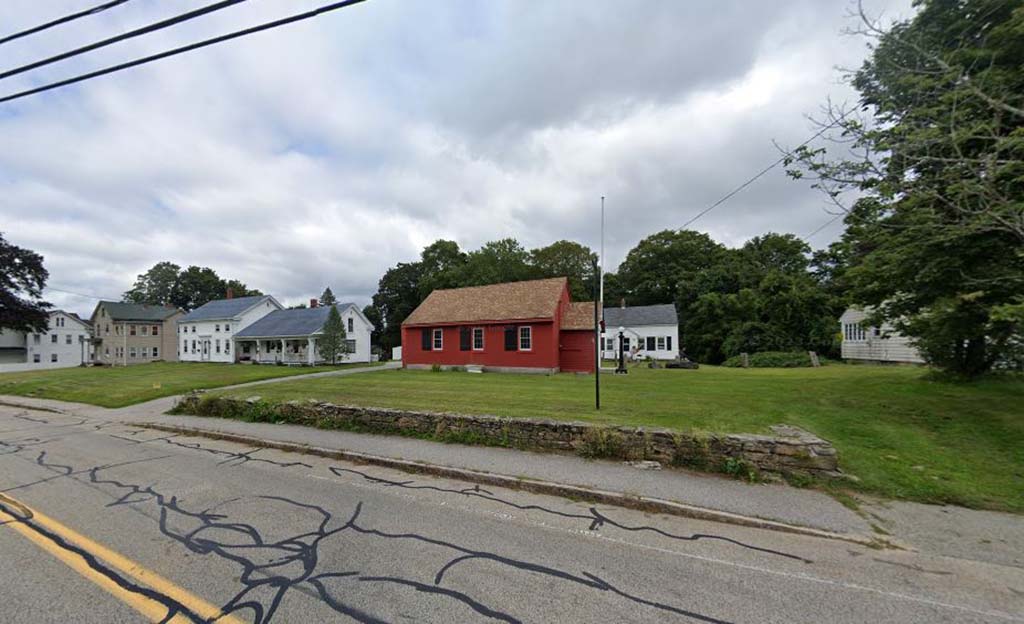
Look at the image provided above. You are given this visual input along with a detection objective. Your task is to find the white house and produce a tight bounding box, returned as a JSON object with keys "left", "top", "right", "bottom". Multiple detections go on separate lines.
{"left": 233, "top": 301, "right": 373, "bottom": 364}
{"left": 840, "top": 307, "right": 924, "bottom": 364}
{"left": 0, "top": 310, "right": 93, "bottom": 372}
{"left": 177, "top": 295, "right": 282, "bottom": 363}
{"left": 601, "top": 304, "right": 680, "bottom": 361}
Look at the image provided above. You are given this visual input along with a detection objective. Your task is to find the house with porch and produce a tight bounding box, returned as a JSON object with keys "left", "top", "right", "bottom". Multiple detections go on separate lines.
{"left": 233, "top": 301, "right": 373, "bottom": 364}
{"left": 90, "top": 301, "right": 182, "bottom": 365}
{"left": 600, "top": 303, "right": 679, "bottom": 361}
{"left": 177, "top": 294, "right": 282, "bottom": 362}
{"left": 401, "top": 277, "right": 596, "bottom": 374}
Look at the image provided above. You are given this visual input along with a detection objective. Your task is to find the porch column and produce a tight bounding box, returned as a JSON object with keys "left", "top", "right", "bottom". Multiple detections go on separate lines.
{"left": 280, "top": 339, "right": 286, "bottom": 363}
{"left": 255, "top": 340, "right": 261, "bottom": 362}
{"left": 307, "top": 337, "right": 315, "bottom": 365}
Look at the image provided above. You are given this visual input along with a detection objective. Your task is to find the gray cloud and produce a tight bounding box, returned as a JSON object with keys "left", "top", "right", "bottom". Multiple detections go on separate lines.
{"left": 0, "top": 0, "right": 913, "bottom": 316}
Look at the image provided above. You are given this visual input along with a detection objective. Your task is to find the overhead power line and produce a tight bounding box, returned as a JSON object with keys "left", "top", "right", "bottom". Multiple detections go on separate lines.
{"left": 0, "top": 0, "right": 249, "bottom": 82}
{"left": 0, "top": 0, "right": 132, "bottom": 46}
{"left": 802, "top": 212, "right": 844, "bottom": 241}
{"left": 0, "top": 0, "right": 368, "bottom": 105}
{"left": 680, "top": 122, "right": 837, "bottom": 229}
{"left": 45, "top": 285, "right": 121, "bottom": 301}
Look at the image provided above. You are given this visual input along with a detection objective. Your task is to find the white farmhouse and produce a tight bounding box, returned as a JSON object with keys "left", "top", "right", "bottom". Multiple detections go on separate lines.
{"left": 0, "top": 310, "right": 93, "bottom": 372}
{"left": 177, "top": 295, "right": 282, "bottom": 363}
{"left": 839, "top": 307, "right": 924, "bottom": 364}
{"left": 601, "top": 304, "right": 680, "bottom": 361}
{"left": 233, "top": 302, "right": 373, "bottom": 364}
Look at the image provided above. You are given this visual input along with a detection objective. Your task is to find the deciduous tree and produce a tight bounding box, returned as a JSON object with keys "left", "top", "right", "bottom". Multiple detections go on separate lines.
{"left": 0, "top": 233, "right": 50, "bottom": 333}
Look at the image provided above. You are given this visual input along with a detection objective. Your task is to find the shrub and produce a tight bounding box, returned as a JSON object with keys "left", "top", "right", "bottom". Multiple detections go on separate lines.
{"left": 722, "top": 351, "right": 817, "bottom": 368}
{"left": 430, "top": 363, "right": 443, "bottom": 373}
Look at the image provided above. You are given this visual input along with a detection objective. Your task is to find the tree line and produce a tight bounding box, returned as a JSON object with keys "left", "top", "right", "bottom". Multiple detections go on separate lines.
{"left": 123, "top": 261, "right": 262, "bottom": 310}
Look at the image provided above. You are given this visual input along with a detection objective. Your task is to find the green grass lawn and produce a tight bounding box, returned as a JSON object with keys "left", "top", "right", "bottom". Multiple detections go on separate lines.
{"left": 0, "top": 362, "right": 381, "bottom": 408}
{"left": 214, "top": 364, "right": 1024, "bottom": 512}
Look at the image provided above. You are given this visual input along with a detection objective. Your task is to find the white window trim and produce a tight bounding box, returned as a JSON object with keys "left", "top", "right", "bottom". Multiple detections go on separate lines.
{"left": 519, "top": 326, "right": 532, "bottom": 351}
{"left": 656, "top": 336, "right": 666, "bottom": 350}
{"left": 432, "top": 328, "right": 443, "bottom": 350}
{"left": 472, "top": 327, "right": 484, "bottom": 351}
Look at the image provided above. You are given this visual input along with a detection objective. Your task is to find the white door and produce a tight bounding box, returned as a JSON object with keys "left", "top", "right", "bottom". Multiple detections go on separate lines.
{"left": 201, "top": 338, "right": 211, "bottom": 361}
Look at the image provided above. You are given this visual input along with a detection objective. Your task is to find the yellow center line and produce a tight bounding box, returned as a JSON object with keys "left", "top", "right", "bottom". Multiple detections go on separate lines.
{"left": 0, "top": 492, "right": 246, "bottom": 624}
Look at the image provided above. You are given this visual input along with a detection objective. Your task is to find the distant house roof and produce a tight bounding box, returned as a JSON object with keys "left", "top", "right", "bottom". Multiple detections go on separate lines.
{"left": 603, "top": 304, "right": 678, "bottom": 327}
{"left": 98, "top": 301, "right": 180, "bottom": 322}
{"left": 179, "top": 296, "right": 272, "bottom": 322}
{"left": 403, "top": 277, "right": 567, "bottom": 326}
{"left": 235, "top": 304, "right": 355, "bottom": 338}
{"left": 561, "top": 301, "right": 595, "bottom": 330}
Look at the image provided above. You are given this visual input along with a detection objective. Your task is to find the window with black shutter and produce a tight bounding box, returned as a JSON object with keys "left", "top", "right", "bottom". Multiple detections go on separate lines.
{"left": 421, "top": 328, "right": 432, "bottom": 351}
{"left": 646, "top": 336, "right": 656, "bottom": 351}
{"left": 666, "top": 336, "right": 673, "bottom": 351}
{"left": 460, "top": 327, "right": 471, "bottom": 351}
{"left": 504, "top": 326, "right": 517, "bottom": 351}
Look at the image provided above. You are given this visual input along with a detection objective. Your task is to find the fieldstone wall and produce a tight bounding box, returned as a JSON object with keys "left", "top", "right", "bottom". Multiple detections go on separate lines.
{"left": 175, "top": 393, "right": 844, "bottom": 479}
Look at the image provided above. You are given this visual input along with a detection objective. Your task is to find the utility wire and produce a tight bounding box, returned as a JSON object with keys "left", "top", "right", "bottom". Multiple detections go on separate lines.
{"left": 802, "top": 212, "right": 844, "bottom": 241}
{"left": 680, "top": 122, "right": 837, "bottom": 229}
{"left": 0, "top": 0, "right": 132, "bottom": 46}
{"left": 45, "top": 285, "right": 121, "bottom": 301}
{"left": 0, "top": 0, "right": 368, "bottom": 105}
{"left": 0, "top": 0, "right": 249, "bottom": 82}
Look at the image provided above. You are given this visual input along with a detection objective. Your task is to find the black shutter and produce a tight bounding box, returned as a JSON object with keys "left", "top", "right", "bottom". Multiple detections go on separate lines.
{"left": 646, "top": 336, "right": 655, "bottom": 351}
{"left": 460, "top": 327, "right": 471, "bottom": 351}
{"left": 666, "top": 336, "right": 673, "bottom": 351}
{"left": 421, "top": 328, "right": 432, "bottom": 351}
{"left": 504, "top": 326, "right": 517, "bottom": 351}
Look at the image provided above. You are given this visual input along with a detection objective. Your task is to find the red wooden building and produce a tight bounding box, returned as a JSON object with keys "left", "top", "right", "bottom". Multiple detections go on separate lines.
{"left": 401, "top": 277, "right": 595, "bottom": 373}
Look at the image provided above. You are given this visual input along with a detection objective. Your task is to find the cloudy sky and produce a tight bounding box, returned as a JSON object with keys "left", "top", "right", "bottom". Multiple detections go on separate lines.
{"left": 0, "top": 0, "right": 913, "bottom": 315}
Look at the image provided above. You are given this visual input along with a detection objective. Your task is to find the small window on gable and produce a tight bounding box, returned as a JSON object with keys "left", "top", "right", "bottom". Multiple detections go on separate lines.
{"left": 519, "top": 326, "right": 532, "bottom": 351}
{"left": 348, "top": 318, "right": 354, "bottom": 333}
{"left": 152, "top": 325, "right": 159, "bottom": 335}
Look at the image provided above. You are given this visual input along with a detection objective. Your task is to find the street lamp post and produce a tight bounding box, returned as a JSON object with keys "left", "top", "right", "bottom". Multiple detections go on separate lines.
{"left": 615, "top": 326, "right": 628, "bottom": 375}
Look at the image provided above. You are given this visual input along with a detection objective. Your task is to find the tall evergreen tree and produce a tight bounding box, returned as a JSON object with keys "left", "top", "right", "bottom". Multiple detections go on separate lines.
{"left": 317, "top": 305, "right": 349, "bottom": 364}
{"left": 319, "top": 287, "right": 337, "bottom": 306}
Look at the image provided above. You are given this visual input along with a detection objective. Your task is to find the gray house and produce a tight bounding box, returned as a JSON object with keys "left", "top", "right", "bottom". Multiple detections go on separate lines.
{"left": 601, "top": 303, "right": 680, "bottom": 360}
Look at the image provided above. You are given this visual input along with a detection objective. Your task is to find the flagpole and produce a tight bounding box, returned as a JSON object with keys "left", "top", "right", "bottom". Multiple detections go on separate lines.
{"left": 599, "top": 196, "right": 605, "bottom": 363}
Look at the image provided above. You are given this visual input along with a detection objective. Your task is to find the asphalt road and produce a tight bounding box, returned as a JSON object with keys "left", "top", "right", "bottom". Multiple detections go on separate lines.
{"left": 1, "top": 405, "right": 1021, "bottom": 623}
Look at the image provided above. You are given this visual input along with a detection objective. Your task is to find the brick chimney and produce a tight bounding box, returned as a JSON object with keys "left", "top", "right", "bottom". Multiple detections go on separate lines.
{"left": 310, "top": 298, "right": 318, "bottom": 308}
{"left": 226, "top": 287, "right": 234, "bottom": 299}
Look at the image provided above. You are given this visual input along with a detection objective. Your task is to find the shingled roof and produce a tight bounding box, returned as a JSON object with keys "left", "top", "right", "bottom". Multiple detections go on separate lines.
{"left": 234, "top": 304, "right": 356, "bottom": 338}
{"left": 179, "top": 296, "right": 272, "bottom": 322}
{"left": 561, "top": 301, "right": 595, "bottom": 330}
{"left": 403, "top": 277, "right": 567, "bottom": 326}
{"left": 603, "top": 304, "right": 678, "bottom": 327}
{"left": 98, "top": 301, "right": 180, "bottom": 322}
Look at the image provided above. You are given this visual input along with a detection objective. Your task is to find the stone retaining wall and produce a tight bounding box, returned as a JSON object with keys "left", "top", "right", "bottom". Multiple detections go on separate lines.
{"left": 175, "top": 393, "right": 844, "bottom": 479}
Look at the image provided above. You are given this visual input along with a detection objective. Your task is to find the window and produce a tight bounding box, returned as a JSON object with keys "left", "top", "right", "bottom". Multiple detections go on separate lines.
{"left": 622, "top": 337, "right": 631, "bottom": 351}
{"left": 215, "top": 339, "right": 221, "bottom": 353}
{"left": 605, "top": 338, "right": 615, "bottom": 351}
{"left": 666, "top": 336, "right": 673, "bottom": 351}
{"left": 473, "top": 327, "right": 484, "bottom": 350}
{"left": 215, "top": 324, "right": 220, "bottom": 332}
{"left": 192, "top": 326, "right": 196, "bottom": 333}
{"left": 433, "top": 328, "right": 443, "bottom": 350}
{"left": 51, "top": 334, "right": 58, "bottom": 344}
{"left": 347, "top": 318, "right": 354, "bottom": 333}
{"left": 224, "top": 324, "right": 230, "bottom": 333}
{"left": 183, "top": 340, "right": 188, "bottom": 353}
{"left": 105, "top": 324, "right": 110, "bottom": 335}
{"left": 152, "top": 347, "right": 159, "bottom": 357}
{"left": 33, "top": 354, "right": 40, "bottom": 363}
{"left": 130, "top": 325, "right": 137, "bottom": 336}
{"left": 519, "top": 326, "right": 532, "bottom": 351}
{"left": 56, "top": 316, "right": 64, "bottom": 327}
{"left": 191, "top": 340, "right": 196, "bottom": 351}
{"left": 656, "top": 336, "right": 666, "bottom": 350}
{"left": 844, "top": 323, "right": 866, "bottom": 341}
{"left": 51, "top": 353, "right": 58, "bottom": 363}
{"left": 646, "top": 336, "right": 656, "bottom": 351}
{"left": 105, "top": 347, "right": 110, "bottom": 356}
{"left": 141, "top": 325, "right": 148, "bottom": 336}
{"left": 66, "top": 334, "right": 73, "bottom": 345}
{"left": 33, "top": 334, "right": 40, "bottom": 345}
{"left": 225, "top": 340, "right": 230, "bottom": 354}
{"left": 345, "top": 339, "right": 356, "bottom": 353}
{"left": 129, "top": 347, "right": 137, "bottom": 358}
{"left": 152, "top": 325, "right": 159, "bottom": 336}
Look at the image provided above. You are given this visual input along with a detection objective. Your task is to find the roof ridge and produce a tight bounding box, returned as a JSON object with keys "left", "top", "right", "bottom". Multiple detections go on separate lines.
{"left": 430, "top": 276, "right": 567, "bottom": 295}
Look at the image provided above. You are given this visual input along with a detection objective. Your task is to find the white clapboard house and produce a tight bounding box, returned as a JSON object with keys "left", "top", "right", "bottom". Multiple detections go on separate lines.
{"left": 839, "top": 307, "right": 924, "bottom": 364}
{"left": 233, "top": 301, "right": 374, "bottom": 364}
{"left": 0, "top": 310, "right": 93, "bottom": 372}
{"left": 177, "top": 295, "right": 282, "bottom": 362}
{"left": 601, "top": 303, "right": 680, "bottom": 361}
